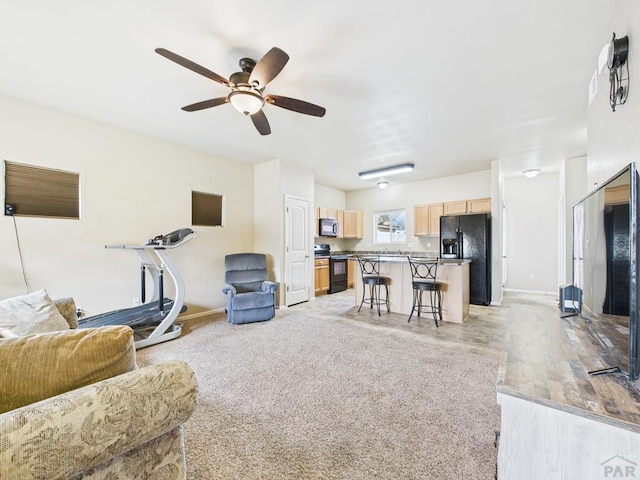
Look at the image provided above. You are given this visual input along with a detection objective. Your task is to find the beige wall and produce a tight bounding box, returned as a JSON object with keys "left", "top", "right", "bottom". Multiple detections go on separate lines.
{"left": 255, "top": 158, "right": 315, "bottom": 306}
{"left": 587, "top": 1, "right": 640, "bottom": 184}
{"left": 0, "top": 94, "right": 255, "bottom": 316}
{"left": 343, "top": 170, "right": 491, "bottom": 254}
{"left": 315, "top": 184, "right": 346, "bottom": 211}
{"left": 504, "top": 172, "right": 559, "bottom": 293}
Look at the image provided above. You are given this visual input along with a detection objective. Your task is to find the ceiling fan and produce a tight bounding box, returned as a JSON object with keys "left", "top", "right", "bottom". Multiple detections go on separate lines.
{"left": 155, "top": 46, "right": 326, "bottom": 135}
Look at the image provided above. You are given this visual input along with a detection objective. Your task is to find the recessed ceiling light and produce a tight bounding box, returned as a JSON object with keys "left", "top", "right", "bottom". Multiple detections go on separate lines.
{"left": 359, "top": 163, "right": 415, "bottom": 180}
{"left": 523, "top": 169, "right": 540, "bottom": 178}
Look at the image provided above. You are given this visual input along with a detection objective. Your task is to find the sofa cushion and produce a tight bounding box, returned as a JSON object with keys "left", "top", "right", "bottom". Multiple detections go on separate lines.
{"left": 0, "top": 289, "right": 70, "bottom": 337}
{"left": 0, "top": 325, "right": 136, "bottom": 414}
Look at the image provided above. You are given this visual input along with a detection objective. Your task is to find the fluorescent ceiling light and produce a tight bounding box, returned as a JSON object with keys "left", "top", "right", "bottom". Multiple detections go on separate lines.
{"left": 523, "top": 168, "right": 540, "bottom": 178}
{"left": 359, "top": 163, "right": 415, "bottom": 180}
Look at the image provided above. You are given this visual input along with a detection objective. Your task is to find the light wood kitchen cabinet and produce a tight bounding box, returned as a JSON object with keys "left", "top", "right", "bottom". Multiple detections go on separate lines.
{"left": 444, "top": 200, "right": 468, "bottom": 216}
{"left": 316, "top": 207, "right": 364, "bottom": 238}
{"left": 414, "top": 203, "right": 443, "bottom": 236}
{"left": 414, "top": 205, "right": 429, "bottom": 236}
{"left": 342, "top": 210, "right": 362, "bottom": 238}
{"left": 468, "top": 197, "right": 491, "bottom": 213}
{"left": 314, "top": 258, "right": 329, "bottom": 295}
{"left": 428, "top": 203, "right": 444, "bottom": 235}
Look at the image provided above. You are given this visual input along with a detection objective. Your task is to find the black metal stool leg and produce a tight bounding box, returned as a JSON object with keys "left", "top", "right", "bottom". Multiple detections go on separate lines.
{"left": 358, "top": 283, "right": 367, "bottom": 312}
{"left": 384, "top": 284, "right": 390, "bottom": 312}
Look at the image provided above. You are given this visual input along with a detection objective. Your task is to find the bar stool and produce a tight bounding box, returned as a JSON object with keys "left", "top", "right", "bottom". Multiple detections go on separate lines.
{"left": 356, "top": 255, "right": 390, "bottom": 316}
{"left": 407, "top": 256, "right": 442, "bottom": 326}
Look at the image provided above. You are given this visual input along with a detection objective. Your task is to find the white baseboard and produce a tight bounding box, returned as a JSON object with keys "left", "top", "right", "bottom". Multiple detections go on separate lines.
{"left": 503, "top": 288, "right": 557, "bottom": 296}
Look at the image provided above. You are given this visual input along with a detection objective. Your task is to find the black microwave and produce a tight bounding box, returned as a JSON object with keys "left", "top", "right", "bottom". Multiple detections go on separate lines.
{"left": 319, "top": 218, "right": 338, "bottom": 237}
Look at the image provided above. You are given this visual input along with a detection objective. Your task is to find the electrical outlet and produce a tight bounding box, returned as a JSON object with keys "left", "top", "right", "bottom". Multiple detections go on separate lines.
{"left": 529, "top": 273, "right": 535, "bottom": 280}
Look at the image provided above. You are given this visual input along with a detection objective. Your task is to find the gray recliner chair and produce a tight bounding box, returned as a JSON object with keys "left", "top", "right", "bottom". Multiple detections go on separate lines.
{"left": 222, "top": 253, "right": 278, "bottom": 324}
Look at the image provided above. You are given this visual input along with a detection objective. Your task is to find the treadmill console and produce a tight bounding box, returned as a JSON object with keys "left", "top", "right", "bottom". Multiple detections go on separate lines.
{"left": 148, "top": 228, "right": 194, "bottom": 246}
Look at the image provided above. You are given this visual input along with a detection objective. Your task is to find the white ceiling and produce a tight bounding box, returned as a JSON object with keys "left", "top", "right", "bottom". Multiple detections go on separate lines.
{"left": 0, "top": 1, "right": 622, "bottom": 191}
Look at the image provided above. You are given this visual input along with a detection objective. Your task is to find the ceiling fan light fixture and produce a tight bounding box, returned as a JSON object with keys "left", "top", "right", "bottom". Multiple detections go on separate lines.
{"left": 359, "top": 163, "right": 415, "bottom": 180}
{"left": 523, "top": 168, "right": 540, "bottom": 178}
{"left": 229, "top": 90, "right": 265, "bottom": 116}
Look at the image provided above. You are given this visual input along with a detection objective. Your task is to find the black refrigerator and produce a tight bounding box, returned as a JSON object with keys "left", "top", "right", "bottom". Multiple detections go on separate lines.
{"left": 440, "top": 213, "right": 491, "bottom": 305}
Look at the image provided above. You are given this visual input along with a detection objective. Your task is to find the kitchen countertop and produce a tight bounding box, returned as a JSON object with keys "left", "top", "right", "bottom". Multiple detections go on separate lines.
{"left": 346, "top": 254, "right": 471, "bottom": 265}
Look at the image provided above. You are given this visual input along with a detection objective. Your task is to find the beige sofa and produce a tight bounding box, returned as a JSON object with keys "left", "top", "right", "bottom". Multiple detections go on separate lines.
{"left": 0, "top": 293, "right": 198, "bottom": 480}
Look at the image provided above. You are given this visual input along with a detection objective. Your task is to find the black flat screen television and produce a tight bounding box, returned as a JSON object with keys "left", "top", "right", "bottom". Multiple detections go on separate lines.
{"left": 572, "top": 162, "right": 640, "bottom": 380}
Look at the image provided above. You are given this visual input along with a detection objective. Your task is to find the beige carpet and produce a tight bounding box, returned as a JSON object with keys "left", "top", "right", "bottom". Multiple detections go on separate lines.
{"left": 137, "top": 297, "right": 500, "bottom": 479}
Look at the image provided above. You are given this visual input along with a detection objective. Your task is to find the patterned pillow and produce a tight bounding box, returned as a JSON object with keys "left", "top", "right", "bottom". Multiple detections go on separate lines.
{"left": 0, "top": 289, "right": 70, "bottom": 336}
{"left": 0, "top": 325, "right": 137, "bottom": 413}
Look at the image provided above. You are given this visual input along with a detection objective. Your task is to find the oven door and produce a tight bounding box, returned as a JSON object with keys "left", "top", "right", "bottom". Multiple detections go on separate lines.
{"left": 329, "top": 256, "right": 348, "bottom": 293}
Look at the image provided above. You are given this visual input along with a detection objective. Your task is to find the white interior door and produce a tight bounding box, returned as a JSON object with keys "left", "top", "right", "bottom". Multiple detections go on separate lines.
{"left": 285, "top": 195, "right": 310, "bottom": 306}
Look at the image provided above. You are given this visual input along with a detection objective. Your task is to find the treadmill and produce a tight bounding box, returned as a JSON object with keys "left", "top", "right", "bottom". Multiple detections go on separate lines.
{"left": 78, "top": 228, "right": 195, "bottom": 348}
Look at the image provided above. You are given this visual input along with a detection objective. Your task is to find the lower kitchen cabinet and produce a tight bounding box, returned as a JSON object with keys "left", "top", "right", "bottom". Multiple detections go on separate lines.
{"left": 314, "top": 258, "right": 329, "bottom": 295}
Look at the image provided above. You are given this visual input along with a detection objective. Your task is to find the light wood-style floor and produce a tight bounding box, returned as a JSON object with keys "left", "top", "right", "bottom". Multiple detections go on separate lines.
{"left": 301, "top": 289, "right": 556, "bottom": 358}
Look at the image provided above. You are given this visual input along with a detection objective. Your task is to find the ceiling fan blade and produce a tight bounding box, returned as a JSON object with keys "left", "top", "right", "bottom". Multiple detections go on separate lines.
{"left": 155, "top": 48, "right": 230, "bottom": 86}
{"left": 250, "top": 110, "right": 271, "bottom": 135}
{"left": 265, "top": 94, "right": 326, "bottom": 117}
{"left": 249, "top": 47, "right": 289, "bottom": 88}
{"left": 181, "top": 97, "right": 229, "bottom": 112}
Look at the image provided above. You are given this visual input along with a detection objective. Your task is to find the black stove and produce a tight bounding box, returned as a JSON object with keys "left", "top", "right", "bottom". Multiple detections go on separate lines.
{"left": 314, "top": 243, "right": 331, "bottom": 258}
{"left": 314, "top": 244, "right": 348, "bottom": 293}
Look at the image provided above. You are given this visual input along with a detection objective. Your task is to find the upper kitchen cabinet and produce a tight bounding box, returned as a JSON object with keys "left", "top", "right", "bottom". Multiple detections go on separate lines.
{"left": 316, "top": 207, "right": 363, "bottom": 238}
{"left": 443, "top": 200, "right": 468, "bottom": 216}
{"left": 414, "top": 203, "right": 443, "bottom": 236}
{"left": 318, "top": 207, "right": 339, "bottom": 220}
{"left": 468, "top": 197, "right": 491, "bottom": 214}
{"left": 443, "top": 197, "right": 491, "bottom": 216}
{"left": 342, "top": 210, "right": 363, "bottom": 238}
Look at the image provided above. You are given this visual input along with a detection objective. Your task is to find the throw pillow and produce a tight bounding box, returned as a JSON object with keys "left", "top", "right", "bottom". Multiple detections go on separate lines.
{"left": 0, "top": 289, "right": 70, "bottom": 336}
{"left": 0, "top": 325, "right": 137, "bottom": 414}
{"left": 54, "top": 297, "right": 79, "bottom": 329}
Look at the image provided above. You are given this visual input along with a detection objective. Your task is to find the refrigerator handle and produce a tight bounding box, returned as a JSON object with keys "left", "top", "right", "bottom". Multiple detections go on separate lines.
{"left": 457, "top": 228, "right": 463, "bottom": 259}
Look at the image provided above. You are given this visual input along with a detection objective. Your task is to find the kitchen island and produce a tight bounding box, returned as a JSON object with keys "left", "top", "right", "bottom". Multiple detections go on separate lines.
{"left": 353, "top": 256, "right": 470, "bottom": 323}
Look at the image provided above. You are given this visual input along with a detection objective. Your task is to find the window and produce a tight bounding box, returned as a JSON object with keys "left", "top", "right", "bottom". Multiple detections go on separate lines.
{"left": 373, "top": 209, "right": 406, "bottom": 244}
{"left": 192, "top": 191, "right": 223, "bottom": 226}
{"left": 4, "top": 161, "right": 80, "bottom": 219}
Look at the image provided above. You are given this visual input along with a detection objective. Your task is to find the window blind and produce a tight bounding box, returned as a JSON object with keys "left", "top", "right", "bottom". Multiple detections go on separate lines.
{"left": 192, "top": 191, "right": 223, "bottom": 226}
{"left": 4, "top": 161, "right": 80, "bottom": 219}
